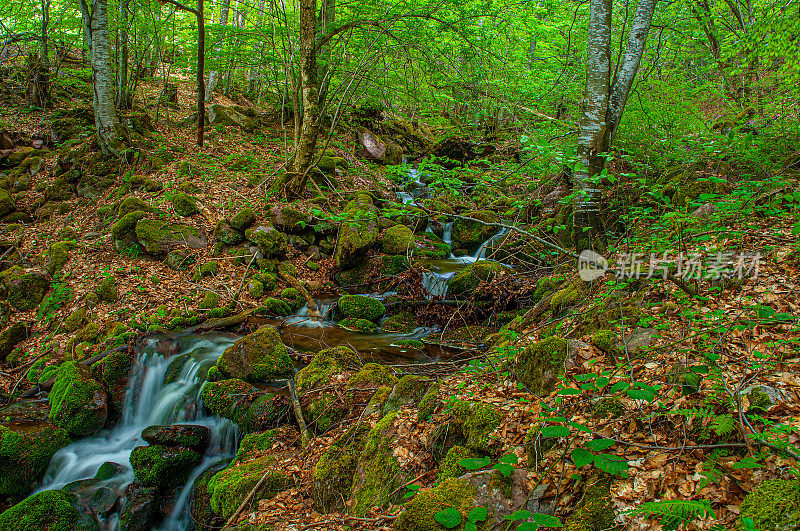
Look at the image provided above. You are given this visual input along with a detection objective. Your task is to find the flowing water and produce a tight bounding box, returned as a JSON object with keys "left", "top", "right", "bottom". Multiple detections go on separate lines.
{"left": 38, "top": 334, "right": 240, "bottom": 531}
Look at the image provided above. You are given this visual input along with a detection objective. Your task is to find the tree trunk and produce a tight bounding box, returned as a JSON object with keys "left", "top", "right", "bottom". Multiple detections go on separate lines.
{"left": 285, "top": 0, "right": 321, "bottom": 198}
{"left": 205, "top": 0, "right": 230, "bottom": 102}
{"left": 40, "top": 0, "right": 50, "bottom": 70}
{"left": 116, "top": 0, "right": 131, "bottom": 108}
{"left": 573, "top": 0, "right": 612, "bottom": 253}
{"left": 90, "top": 0, "right": 121, "bottom": 153}
{"left": 197, "top": 0, "right": 206, "bottom": 146}
{"left": 78, "top": 0, "right": 91, "bottom": 62}
{"left": 246, "top": 0, "right": 267, "bottom": 98}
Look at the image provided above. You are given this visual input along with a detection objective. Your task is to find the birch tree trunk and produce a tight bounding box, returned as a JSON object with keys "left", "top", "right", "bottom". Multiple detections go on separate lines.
{"left": 573, "top": 0, "right": 612, "bottom": 253}
{"left": 116, "top": 0, "right": 131, "bottom": 108}
{"left": 285, "top": 0, "right": 321, "bottom": 198}
{"left": 205, "top": 0, "right": 230, "bottom": 102}
{"left": 90, "top": 0, "right": 122, "bottom": 153}
{"left": 78, "top": 0, "right": 91, "bottom": 62}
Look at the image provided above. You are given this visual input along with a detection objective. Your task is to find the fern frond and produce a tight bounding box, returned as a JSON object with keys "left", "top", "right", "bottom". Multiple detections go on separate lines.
{"left": 628, "top": 499, "right": 716, "bottom": 531}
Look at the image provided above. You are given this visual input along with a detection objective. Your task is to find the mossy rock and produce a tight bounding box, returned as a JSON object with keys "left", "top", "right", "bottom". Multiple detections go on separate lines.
{"left": 63, "top": 307, "right": 90, "bottom": 333}
{"left": 417, "top": 382, "right": 441, "bottom": 421}
{"left": 0, "top": 489, "right": 81, "bottom": 531}
{"left": 200, "top": 379, "right": 291, "bottom": 432}
{"left": 1, "top": 266, "right": 49, "bottom": 311}
{"left": 303, "top": 394, "right": 348, "bottom": 434}
{"left": 592, "top": 396, "right": 624, "bottom": 418}
{"left": 739, "top": 479, "right": 800, "bottom": 531}
{"left": 214, "top": 220, "right": 244, "bottom": 245}
{"left": 200, "top": 291, "right": 220, "bottom": 310}
{"left": 564, "top": 478, "right": 616, "bottom": 531}
{"left": 215, "top": 325, "right": 292, "bottom": 382}
{"left": 334, "top": 254, "right": 409, "bottom": 289}
{"left": 194, "top": 261, "right": 220, "bottom": 280}
{"left": 414, "top": 232, "right": 451, "bottom": 259}
{"left": 337, "top": 294, "right": 385, "bottom": 322}
{"left": 129, "top": 444, "right": 202, "bottom": 490}
{"left": 337, "top": 317, "right": 379, "bottom": 333}
{"left": 117, "top": 196, "right": 160, "bottom": 218}
{"left": 171, "top": 192, "right": 199, "bottom": 217}
{"left": 135, "top": 219, "right": 207, "bottom": 257}
{"left": 230, "top": 208, "right": 256, "bottom": 231}
{"left": 515, "top": 336, "right": 568, "bottom": 395}
{"left": 334, "top": 194, "right": 379, "bottom": 269}
{"left": 95, "top": 275, "right": 118, "bottom": 303}
{"left": 141, "top": 424, "right": 212, "bottom": 452}
{"left": 450, "top": 400, "right": 501, "bottom": 453}
{"left": 260, "top": 297, "right": 291, "bottom": 316}
{"left": 295, "top": 346, "right": 361, "bottom": 394}
{"left": 381, "top": 224, "right": 414, "bottom": 254}
{"left": 591, "top": 330, "right": 621, "bottom": 357}
{"left": 384, "top": 375, "right": 430, "bottom": 413}
{"left": 207, "top": 454, "right": 292, "bottom": 519}
{"left": 48, "top": 361, "right": 109, "bottom": 437}
{"left": 436, "top": 445, "right": 477, "bottom": 482}
{"left": 279, "top": 288, "right": 304, "bottom": 312}
{"left": 248, "top": 279, "right": 264, "bottom": 299}
{"left": 451, "top": 210, "right": 499, "bottom": 253}
{"left": 245, "top": 225, "right": 288, "bottom": 257}
{"left": 272, "top": 206, "right": 311, "bottom": 232}
{"left": 47, "top": 241, "right": 78, "bottom": 277}
{"left": 447, "top": 260, "right": 512, "bottom": 298}
{"left": 236, "top": 430, "right": 276, "bottom": 459}
{"left": 90, "top": 349, "right": 133, "bottom": 413}
{"left": 0, "top": 423, "right": 70, "bottom": 497}
{"left": 390, "top": 205, "right": 428, "bottom": 233}
{"left": 394, "top": 478, "right": 478, "bottom": 531}
{"left": 313, "top": 425, "right": 370, "bottom": 513}
{"left": 550, "top": 282, "right": 582, "bottom": 316}
{"left": 0, "top": 189, "right": 15, "bottom": 217}
{"left": 347, "top": 363, "right": 398, "bottom": 389}
{"left": 351, "top": 411, "right": 405, "bottom": 516}
{"left": 166, "top": 249, "right": 194, "bottom": 271}
{"left": 110, "top": 210, "right": 147, "bottom": 254}
{"left": 190, "top": 462, "right": 228, "bottom": 530}
{"left": 532, "top": 274, "right": 563, "bottom": 303}
{"left": 0, "top": 321, "right": 31, "bottom": 362}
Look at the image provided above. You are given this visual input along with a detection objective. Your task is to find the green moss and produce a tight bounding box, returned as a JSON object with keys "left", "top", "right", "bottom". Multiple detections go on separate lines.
{"left": 129, "top": 444, "right": 202, "bottom": 489}
{"left": 334, "top": 195, "right": 379, "bottom": 268}
{"left": 200, "top": 291, "right": 220, "bottom": 309}
{"left": 393, "top": 339, "right": 425, "bottom": 351}
{"left": 451, "top": 210, "right": 499, "bottom": 253}
{"left": 96, "top": 275, "right": 118, "bottom": 303}
{"left": 110, "top": 210, "right": 147, "bottom": 254}
{"left": 550, "top": 283, "right": 582, "bottom": 316}
{"left": 515, "top": 336, "right": 568, "bottom": 395}
{"left": 739, "top": 479, "right": 800, "bottom": 531}
{"left": 385, "top": 375, "right": 430, "bottom": 413}
{"left": 261, "top": 297, "right": 291, "bottom": 316}
{"left": 417, "top": 382, "right": 441, "bottom": 421}
{"left": 1, "top": 266, "right": 49, "bottom": 311}
{"left": 194, "top": 261, "right": 220, "bottom": 280}
{"left": 63, "top": 307, "right": 89, "bottom": 333}
{"left": 296, "top": 346, "right": 360, "bottom": 393}
{"left": 248, "top": 279, "right": 264, "bottom": 299}
{"left": 0, "top": 489, "right": 80, "bottom": 531}
{"left": 437, "top": 445, "right": 476, "bottom": 482}
{"left": 118, "top": 196, "right": 160, "bottom": 218}
{"left": 338, "top": 317, "right": 379, "bottom": 333}
{"left": 313, "top": 425, "right": 370, "bottom": 512}
{"left": 381, "top": 224, "right": 414, "bottom": 254}
{"left": 450, "top": 400, "right": 501, "bottom": 453}
{"left": 351, "top": 411, "right": 403, "bottom": 516}
{"left": 337, "top": 294, "right": 385, "bottom": 322}
{"left": 201, "top": 379, "right": 289, "bottom": 432}
{"left": 394, "top": 478, "right": 477, "bottom": 531}
{"left": 347, "top": 363, "right": 398, "bottom": 388}
{"left": 305, "top": 394, "right": 347, "bottom": 433}
{"left": 135, "top": 219, "right": 205, "bottom": 257}
{"left": 215, "top": 325, "right": 292, "bottom": 382}
{"left": 0, "top": 423, "right": 70, "bottom": 496}
{"left": 231, "top": 208, "right": 256, "bottom": 231}
{"left": 172, "top": 192, "right": 199, "bottom": 216}
{"left": 591, "top": 330, "right": 620, "bottom": 357}
{"left": 279, "top": 288, "right": 303, "bottom": 312}
{"left": 48, "top": 361, "right": 108, "bottom": 436}
{"left": 207, "top": 455, "right": 291, "bottom": 518}
{"left": 214, "top": 220, "right": 244, "bottom": 245}
{"left": 47, "top": 241, "right": 77, "bottom": 277}
{"left": 382, "top": 312, "right": 419, "bottom": 333}
{"left": 237, "top": 430, "right": 276, "bottom": 459}
{"left": 564, "top": 478, "right": 616, "bottom": 531}
{"left": 447, "top": 260, "right": 511, "bottom": 297}
{"left": 592, "top": 397, "right": 624, "bottom": 418}
{"left": 533, "top": 274, "right": 564, "bottom": 303}
{"left": 245, "top": 225, "right": 288, "bottom": 257}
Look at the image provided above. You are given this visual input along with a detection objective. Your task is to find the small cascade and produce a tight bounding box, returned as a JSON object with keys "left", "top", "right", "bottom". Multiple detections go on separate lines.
{"left": 421, "top": 270, "right": 454, "bottom": 299}
{"left": 38, "top": 334, "right": 239, "bottom": 531}
{"left": 284, "top": 300, "right": 336, "bottom": 328}
{"left": 442, "top": 222, "right": 453, "bottom": 246}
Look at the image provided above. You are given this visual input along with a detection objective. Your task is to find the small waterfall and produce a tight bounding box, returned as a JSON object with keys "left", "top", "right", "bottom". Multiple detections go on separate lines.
{"left": 39, "top": 334, "right": 239, "bottom": 531}
{"left": 421, "top": 271, "right": 454, "bottom": 299}
{"left": 285, "top": 300, "right": 336, "bottom": 328}
{"left": 442, "top": 222, "right": 453, "bottom": 246}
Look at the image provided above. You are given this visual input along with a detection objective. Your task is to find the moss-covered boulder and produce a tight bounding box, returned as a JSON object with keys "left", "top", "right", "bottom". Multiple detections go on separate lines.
{"left": 334, "top": 194, "right": 379, "bottom": 269}
{"left": 207, "top": 454, "right": 292, "bottom": 519}
{"left": 381, "top": 312, "right": 419, "bottom": 333}
{"left": 118, "top": 196, "right": 160, "bottom": 218}
{"left": 384, "top": 375, "right": 430, "bottom": 413}
{"left": 313, "top": 425, "right": 370, "bottom": 513}
{"left": 46, "top": 241, "right": 78, "bottom": 277}
{"left": 90, "top": 349, "right": 133, "bottom": 414}
{"left": 550, "top": 282, "right": 582, "bottom": 316}
{"left": 48, "top": 361, "right": 109, "bottom": 437}
{"left": 214, "top": 220, "right": 244, "bottom": 245}
{"left": 334, "top": 254, "right": 409, "bottom": 289}
{"left": 337, "top": 317, "right": 379, "bottom": 333}
{"left": 414, "top": 232, "right": 451, "bottom": 259}
{"left": 230, "top": 208, "right": 256, "bottom": 231}
{"left": 394, "top": 478, "right": 477, "bottom": 531}
{"left": 141, "top": 424, "right": 212, "bottom": 453}
{"left": 436, "top": 445, "right": 477, "bottom": 482}
{"left": 0, "top": 489, "right": 81, "bottom": 531}
{"left": 738, "top": 479, "right": 800, "bottom": 531}
{"left": 337, "top": 294, "right": 385, "bottom": 322}
{"left": 451, "top": 210, "right": 499, "bottom": 253}
{"left": 515, "top": 336, "right": 568, "bottom": 395}
{"left": 200, "top": 379, "right": 291, "bottom": 432}
{"left": 0, "top": 189, "right": 16, "bottom": 217}
{"left": 245, "top": 225, "right": 288, "bottom": 257}
{"left": 172, "top": 192, "right": 199, "bottom": 217}
{"left": 0, "top": 321, "right": 30, "bottom": 362}
{"left": 110, "top": 210, "right": 147, "bottom": 254}
{"left": 296, "top": 346, "right": 360, "bottom": 393}
{"left": 591, "top": 330, "right": 621, "bottom": 357}
{"left": 381, "top": 224, "right": 414, "bottom": 254}
{"left": 135, "top": 219, "right": 207, "bottom": 257}
{"left": 190, "top": 461, "right": 228, "bottom": 530}
{"left": 450, "top": 400, "right": 501, "bottom": 453}
{"left": 95, "top": 275, "right": 118, "bottom": 303}
{"left": 295, "top": 347, "right": 361, "bottom": 432}
{"left": 129, "top": 444, "right": 202, "bottom": 489}
{"left": 119, "top": 484, "right": 157, "bottom": 531}
{"left": 272, "top": 206, "right": 311, "bottom": 232}
{"left": 447, "top": 260, "right": 511, "bottom": 298}
{"left": 564, "top": 478, "right": 616, "bottom": 531}
{"left": 280, "top": 288, "right": 304, "bottom": 312}
{"left": 351, "top": 411, "right": 406, "bottom": 516}
{"left": 215, "top": 325, "right": 292, "bottom": 381}
{"left": 1, "top": 266, "right": 49, "bottom": 311}
{"left": 0, "top": 423, "right": 71, "bottom": 496}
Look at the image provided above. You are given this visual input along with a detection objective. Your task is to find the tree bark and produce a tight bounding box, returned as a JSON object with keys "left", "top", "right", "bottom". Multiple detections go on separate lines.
{"left": 285, "top": 0, "right": 321, "bottom": 198}
{"left": 573, "top": 0, "right": 612, "bottom": 253}
{"left": 116, "top": 0, "right": 131, "bottom": 108}
{"left": 89, "top": 0, "right": 121, "bottom": 154}
{"left": 197, "top": 0, "right": 206, "bottom": 145}
{"left": 205, "top": 0, "right": 230, "bottom": 102}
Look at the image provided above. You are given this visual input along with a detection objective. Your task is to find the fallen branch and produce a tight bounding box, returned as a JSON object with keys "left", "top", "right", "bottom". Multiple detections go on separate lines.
{"left": 288, "top": 379, "right": 312, "bottom": 446}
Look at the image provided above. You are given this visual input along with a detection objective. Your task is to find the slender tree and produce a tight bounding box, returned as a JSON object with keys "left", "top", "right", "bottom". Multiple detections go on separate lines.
{"left": 205, "top": 0, "right": 230, "bottom": 101}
